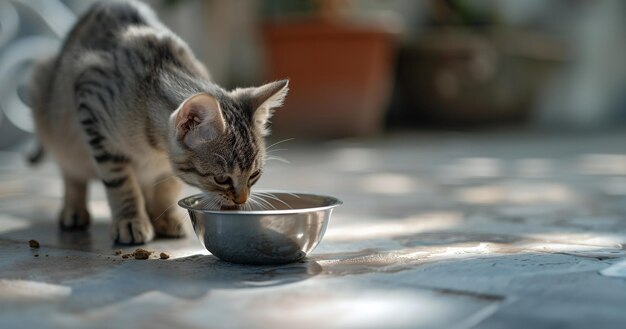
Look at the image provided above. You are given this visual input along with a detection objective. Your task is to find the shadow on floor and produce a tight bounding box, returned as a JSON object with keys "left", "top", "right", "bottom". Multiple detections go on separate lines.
{"left": 0, "top": 221, "right": 322, "bottom": 312}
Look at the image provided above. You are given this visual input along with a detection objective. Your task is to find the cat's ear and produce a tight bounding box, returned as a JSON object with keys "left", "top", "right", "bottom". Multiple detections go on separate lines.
{"left": 173, "top": 93, "right": 225, "bottom": 147}
{"left": 248, "top": 79, "right": 289, "bottom": 135}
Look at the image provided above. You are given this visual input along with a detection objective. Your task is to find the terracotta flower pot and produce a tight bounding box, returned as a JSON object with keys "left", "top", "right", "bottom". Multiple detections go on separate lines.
{"left": 262, "top": 19, "right": 395, "bottom": 138}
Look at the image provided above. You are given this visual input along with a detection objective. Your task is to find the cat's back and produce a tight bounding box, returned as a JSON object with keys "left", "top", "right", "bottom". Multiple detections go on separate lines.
{"left": 32, "top": 0, "right": 208, "bottom": 123}
{"left": 62, "top": 0, "right": 162, "bottom": 53}
{"left": 28, "top": 1, "right": 167, "bottom": 175}
{"left": 31, "top": 1, "right": 161, "bottom": 119}
{"left": 54, "top": 0, "right": 207, "bottom": 87}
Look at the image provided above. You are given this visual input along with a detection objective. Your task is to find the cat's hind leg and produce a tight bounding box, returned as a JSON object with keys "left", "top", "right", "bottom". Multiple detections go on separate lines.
{"left": 59, "top": 173, "right": 90, "bottom": 231}
{"left": 144, "top": 176, "right": 186, "bottom": 238}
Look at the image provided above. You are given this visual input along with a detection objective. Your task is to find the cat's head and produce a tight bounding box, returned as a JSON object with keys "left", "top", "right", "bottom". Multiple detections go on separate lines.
{"left": 167, "top": 79, "right": 288, "bottom": 208}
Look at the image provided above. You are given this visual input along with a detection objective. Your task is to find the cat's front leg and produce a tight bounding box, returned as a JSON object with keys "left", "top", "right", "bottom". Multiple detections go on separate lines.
{"left": 144, "top": 176, "right": 186, "bottom": 238}
{"left": 75, "top": 123, "right": 153, "bottom": 244}
{"left": 102, "top": 164, "right": 155, "bottom": 244}
{"left": 75, "top": 66, "right": 154, "bottom": 244}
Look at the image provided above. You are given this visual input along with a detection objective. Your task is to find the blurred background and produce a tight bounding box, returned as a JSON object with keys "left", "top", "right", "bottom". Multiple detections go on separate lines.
{"left": 1, "top": 0, "right": 626, "bottom": 147}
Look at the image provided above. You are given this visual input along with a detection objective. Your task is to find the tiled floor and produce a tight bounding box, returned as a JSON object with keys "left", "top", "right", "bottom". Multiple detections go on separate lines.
{"left": 1, "top": 130, "right": 626, "bottom": 328}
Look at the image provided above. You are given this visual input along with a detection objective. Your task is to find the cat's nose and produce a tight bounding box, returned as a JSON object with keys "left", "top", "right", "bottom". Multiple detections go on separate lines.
{"left": 233, "top": 190, "right": 248, "bottom": 205}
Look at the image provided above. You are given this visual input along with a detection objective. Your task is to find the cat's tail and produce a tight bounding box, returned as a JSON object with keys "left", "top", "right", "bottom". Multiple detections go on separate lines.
{"left": 28, "top": 55, "right": 56, "bottom": 114}
{"left": 27, "top": 142, "right": 45, "bottom": 166}
{"left": 26, "top": 55, "right": 56, "bottom": 167}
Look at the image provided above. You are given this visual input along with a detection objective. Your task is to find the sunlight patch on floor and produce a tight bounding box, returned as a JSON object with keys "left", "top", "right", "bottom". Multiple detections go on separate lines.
{"left": 0, "top": 215, "right": 30, "bottom": 234}
{"left": 0, "top": 280, "right": 71, "bottom": 302}
{"left": 455, "top": 183, "right": 575, "bottom": 204}
{"left": 433, "top": 242, "right": 492, "bottom": 258}
{"left": 441, "top": 157, "right": 504, "bottom": 182}
{"left": 324, "top": 212, "right": 463, "bottom": 242}
{"left": 602, "top": 177, "right": 626, "bottom": 195}
{"left": 333, "top": 148, "right": 380, "bottom": 173}
{"left": 88, "top": 200, "right": 111, "bottom": 218}
{"left": 523, "top": 232, "right": 624, "bottom": 248}
{"left": 358, "top": 173, "right": 420, "bottom": 195}
{"left": 198, "top": 284, "right": 501, "bottom": 329}
{"left": 514, "top": 158, "right": 553, "bottom": 178}
{"left": 578, "top": 154, "right": 626, "bottom": 175}
{"left": 283, "top": 293, "right": 457, "bottom": 329}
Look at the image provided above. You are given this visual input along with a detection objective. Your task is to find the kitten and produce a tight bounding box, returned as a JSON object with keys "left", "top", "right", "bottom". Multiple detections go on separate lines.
{"left": 28, "top": 1, "right": 288, "bottom": 244}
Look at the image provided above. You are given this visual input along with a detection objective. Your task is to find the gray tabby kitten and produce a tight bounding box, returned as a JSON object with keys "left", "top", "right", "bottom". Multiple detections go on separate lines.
{"left": 29, "top": 1, "right": 288, "bottom": 244}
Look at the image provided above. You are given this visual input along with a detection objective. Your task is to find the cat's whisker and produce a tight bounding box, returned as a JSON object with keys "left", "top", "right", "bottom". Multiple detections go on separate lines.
{"left": 264, "top": 156, "right": 290, "bottom": 164}
{"left": 252, "top": 198, "right": 271, "bottom": 211}
{"left": 250, "top": 195, "right": 276, "bottom": 210}
{"left": 246, "top": 193, "right": 258, "bottom": 210}
{"left": 194, "top": 194, "right": 210, "bottom": 205}
{"left": 266, "top": 138, "right": 294, "bottom": 151}
{"left": 207, "top": 198, "right": 223, "bottom": 211}
{"left": 256, "top": 189, "right": 302, "bottom": 199}
{"left": 250, "top": 197, "right": 268, "bottom": 211}
{"left": 196, "top": 193, "right": 220, "bottom": 210}
{"left": 247, "top": 195, "right": 261, "bottom": 208}
{"left": 253, "top": 192, "right": 293, "bottom": 209}
{"left": 209, "top": 202, "right": 219, "bottom": 211}
{"left": 247, "top": 195, "right": 264, "bottom": 209}
{"left": 151, "top": 200, "right": 180, "bottom": 222}
{"left": 149, "top": 173, "right": 185, "bottom": 189}
{"left": 249, "top": 199, "right": 261, "bottom": 211}
{"left": 243, "top": 200, "right": 256, "bottom": 211}
{"left": 175, "top": 210, "right": 191, "bottom": 228}
{"left": 198, "top": 197, "right": 213, "bottom": 209}
{"left": 265, "top": 148, "right": 288, "bottom": 154}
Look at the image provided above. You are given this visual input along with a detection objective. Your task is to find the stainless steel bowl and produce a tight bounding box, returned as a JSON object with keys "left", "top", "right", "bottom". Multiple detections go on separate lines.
{"left": 178, "top": 192, "right": 342, "bottom": 265}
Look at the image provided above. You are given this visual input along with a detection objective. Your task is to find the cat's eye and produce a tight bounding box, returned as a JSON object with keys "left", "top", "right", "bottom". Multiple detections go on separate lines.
{"left": 214, "top": 175, "right": 231, "bottom": 186}
{"left": 248, "top": 170, "right": 261, "bottom": 185}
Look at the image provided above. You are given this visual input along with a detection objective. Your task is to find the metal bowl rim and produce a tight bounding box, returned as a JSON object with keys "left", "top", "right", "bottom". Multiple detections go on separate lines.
{"left": 178, "top": 191, "right": 343, "bottom": 215}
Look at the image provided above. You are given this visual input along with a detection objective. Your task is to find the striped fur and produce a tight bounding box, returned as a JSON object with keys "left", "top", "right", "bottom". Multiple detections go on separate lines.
{"left": 29, "top": 1, "right": 288, "bottom": 245}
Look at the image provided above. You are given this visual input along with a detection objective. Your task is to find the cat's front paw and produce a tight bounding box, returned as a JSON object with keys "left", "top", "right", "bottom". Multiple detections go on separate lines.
{"left": 59, "top": 206, "right": 91, "bottom": 231}
{"left": 152, "top": 209, "right": 186, "bottom": 238}
{"left": 111, "top": 217, "right": 155, "bottom": 245}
